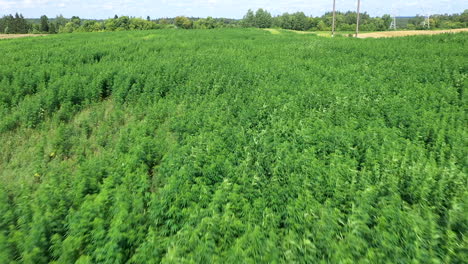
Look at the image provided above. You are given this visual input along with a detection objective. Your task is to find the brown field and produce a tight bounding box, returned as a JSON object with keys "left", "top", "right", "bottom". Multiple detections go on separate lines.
{"left": 265, "top": 28, "right": 468, "bottom": 38}
{"left": 357, "top": 28, "right": 468, "bottom": 38}
{"left": 0, "top": 34, "right": 48, "bottom": 40}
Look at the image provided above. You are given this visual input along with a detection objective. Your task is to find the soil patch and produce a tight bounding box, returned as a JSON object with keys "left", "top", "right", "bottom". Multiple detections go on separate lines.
{"left": 357, "top": 28, "right": 468, "bottom": 38}
{"left": 0, "top": 34, "right": 48, "bottom": 40}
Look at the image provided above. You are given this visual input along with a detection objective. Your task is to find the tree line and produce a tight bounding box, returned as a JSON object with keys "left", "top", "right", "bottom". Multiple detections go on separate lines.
{"left": 405, "top": 13, "right": 468, "bottom": 29}
{"left": 1, "top": 9, "right": 467, "bottom": 34}
{"left": 0, "top": 14, "right": 240, "bottom": 33}
{"left": 0, "top": 13, "right": 30, "bottom": 34}
{"left": 242, "top": 9, "right": 468, "bottom": 31}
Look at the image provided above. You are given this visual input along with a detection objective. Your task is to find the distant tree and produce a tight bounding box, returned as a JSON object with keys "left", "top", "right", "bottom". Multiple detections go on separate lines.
{"left": 290, "top": 12, "right": 311, "bottom": 31}
{"left": 273, "top": 13, "right": 284, "bottom": 28}
{"left": 91, "top": 22, "right": 104, "bottom": 31}
{"left": 460, "top": 10, "right": 468, "bottom": 24}
{"left": 382, "top": 14, "right": 392, "bottom": 30}
{"left": 406, "top": 23, "right": 416, "bottom": 30}
{"left": 147, "top": 16, "right": 151, "bottom": 21}
{"left": 174, "top": 16, "right": 193, "bottom": 29}
{"left": 57, "top": 16, "right": 81, "bottom": 33}
{"left": 114, "top": 15, "right": 119, "bottom": 19}
{"left": 21, "top": 14, "right": 30, "bottom": 33}
{"left": 115, "top": 16, "right": 130, "bottom": 30}
{"left": 59, "top": 22, "right": 75, "bottom": 33}
{"left": 129, "top": 18, "right": 156, "bottom": 30}
{"left": 254, "top": 9, "right": 273, "bottom": 28}
{"left": 242, "top": 9, "right": 255, "bottom": 27}
{"left": 105, "top": 19, "right": 118, "bottom": 31}
{"left": 82, "top": 20, "right": 99, "bottom": 32}
{"left": 194, "top": 16, "right": 217, "bottom": 29}
{"left": 183, "top": 18, "right": 194, "bottom": 29}
{"left": 408, "top": 15, "right": 425, "bottom": 29}
{"left": 70, "top": 16, "right": 81, "bottom": 27}
{"left": 275, "top": 12, "right": 312, "bottom": 31}
{"left": 372, "top": 18, "right": 386, "bottom": 31}
{"left": 342, "top": 11, "right": 358, "bottom": 25}
{"left": 55, "top": 14, "right": 67, "bottom": 30}
{"left": 2, "top": 13, "right": 30, "bottom": 33}
{"left": 317, "top": 20, "right": 328, "bottom": 31}
{"left": 40, "top": 15, "right": 49, "bottom": 32}
{"left": 48, "top": 23, "right": 56, "bottom": 33}
{"left": 31, "top": 23, "right": 41, "bottom": 33}
{"left": 309, "top": 17, "right": 320, "bottom": 29}
{"left": 13, "top": 13, "right": 20, "bottom": 33}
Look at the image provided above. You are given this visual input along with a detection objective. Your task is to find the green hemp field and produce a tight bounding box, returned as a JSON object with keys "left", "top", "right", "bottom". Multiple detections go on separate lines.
{"left": 0, "top": 29, "right": 467, "bottom": 263}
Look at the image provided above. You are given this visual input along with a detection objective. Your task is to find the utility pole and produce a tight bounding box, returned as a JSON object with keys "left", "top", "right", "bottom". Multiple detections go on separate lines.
{"left": 424, "top": 14, "right": 430, "bottom": 29}
{"left": 332, "top": 0, "right": 336, "bottom": 37}
{"left": 421, "top": 7, "right": 431, "bottom": 29}
{"left": 355, "top": 0, "right": 361, "bottom": 37}
{"left": 390, "top": 6, "right": 399, "bottom": 30}
{"left": 390, "top": 15, "right": 397, "bottom": 30}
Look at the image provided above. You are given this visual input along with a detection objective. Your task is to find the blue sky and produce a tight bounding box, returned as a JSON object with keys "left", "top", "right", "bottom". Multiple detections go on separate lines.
{"left": 1, "top": 0, "right": 466, "bottom": 19}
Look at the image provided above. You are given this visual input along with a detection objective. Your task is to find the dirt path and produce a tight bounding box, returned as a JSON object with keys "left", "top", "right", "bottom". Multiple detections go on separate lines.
{"left": 0, "top": 34, "right": 48, "bottom": 40}
{"left": 357, "top": 28, "right": 468, "bottom": 38}
{"left": 264, "top": 28, "right": 468, "bottom": 38}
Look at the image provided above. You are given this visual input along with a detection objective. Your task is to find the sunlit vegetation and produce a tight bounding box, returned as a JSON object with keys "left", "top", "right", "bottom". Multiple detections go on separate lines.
{"left": 0, "top": 29, "right": 467, "bottom": 263}
{"left": 2, "top": 9, "right": 467, "bottom": 35}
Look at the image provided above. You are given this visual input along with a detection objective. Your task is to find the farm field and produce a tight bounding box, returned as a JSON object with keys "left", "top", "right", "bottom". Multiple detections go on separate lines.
{"left": 263, "top": 28, "right": 468, "bottom": 38}
{"left": 0, "top": 34, "right": 48, "bottom": 39}
{"left": 0, "top": 29, "right": 467, "bottom": 263}
{"left": 357, "top": 28, "right": 468, "bottom": 38}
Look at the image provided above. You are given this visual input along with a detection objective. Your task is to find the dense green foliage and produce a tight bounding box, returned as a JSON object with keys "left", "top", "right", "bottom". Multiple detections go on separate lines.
{"left": 0, "top": 29, "right": 467, "bottom": 263}
{"left": 242, "top": 9, "right": 274, "bottom": 28}
{"left": 242, "top": 9, "right": 468, "bottom": 31}
{"left": 317, "top": 11, "right": 392, "bottom": 31}
{"left": 0, "top": 13, "right": 30, "bottom": 34}
{"left": 2, "top": 9, "right": 467, "bottom": 35}
{"left": 403, "top": 12, "right": 468, "bottom": 30}
{"left": 57, "top": 16, "right": 173, "bottom": 33}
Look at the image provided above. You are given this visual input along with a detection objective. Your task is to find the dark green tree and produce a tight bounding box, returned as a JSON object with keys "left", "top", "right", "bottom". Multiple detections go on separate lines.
{"left": 241, "top": 9, "right": 255, "bottom": 27}
{"left": 382, "top": 14, "right": 392, "bottom": 29}
{"left": 55, "top": 14, "right": 67, "bottom": 32}
{"left": 254, "top": 9, "right": 272, "bottom": 28}
{"left": 289, "top": 12, "right": 311, "bottom": 31}
{"left": 70, "top": 16, "right": 81, "bottom": 27}
{"left": 13, "top": 13, "right": 20, "bottom": 33}
{"left": 116, "top": 16, "right": 130, "bottom": 30}
{"left": 460, "top": 9, "right": 468, "bottom": 23}
{"left": 174, "top": 16, "right": 193, "bottom": 29}
{"left": 40, "top": 15, "right": 49, "bottom": 32}
{"left": 1, "top": 13, "right": 30, "bottom": 33}
{"left": 48, "top": 22, "right": 57, "bottom": 33}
